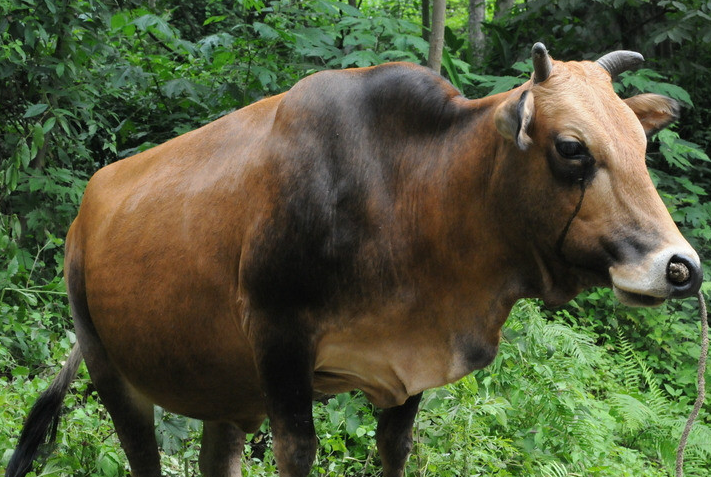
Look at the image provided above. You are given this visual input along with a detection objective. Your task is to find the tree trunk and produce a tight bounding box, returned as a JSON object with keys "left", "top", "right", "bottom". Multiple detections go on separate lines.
{"left": 422, "top": 0, "right": 430, "bottom": 42}
{"left": 495, "top": 0, "right": 516, "bottom": 19}
{"left": 427, "top": 0, "right": 446, "bottom": 73}
{"left": 469, "top": 0, "right": 486, "bottom": 63}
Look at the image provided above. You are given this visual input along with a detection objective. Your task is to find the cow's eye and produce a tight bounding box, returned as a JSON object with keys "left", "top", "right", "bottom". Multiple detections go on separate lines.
{"left": 556, "top": 140, "right": 587, "bottom": 159}
{"left": 548, "top": 138, "right": 596, "bottom": 183}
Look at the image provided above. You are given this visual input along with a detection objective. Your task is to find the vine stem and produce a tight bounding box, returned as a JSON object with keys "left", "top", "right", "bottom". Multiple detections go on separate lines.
{"left": 675, "top": 291, "right": 708, "bottom": 477}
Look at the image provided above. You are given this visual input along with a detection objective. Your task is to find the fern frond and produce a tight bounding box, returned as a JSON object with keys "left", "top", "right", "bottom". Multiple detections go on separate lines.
{"left": 667, "top": 417, "right": 711, "bottom": 458}
{"left": 568, "top": 407, "right": 612, "bottom": 454}
{"left": 539, "top": 460, "right": 570, "bottom": 477}
{"left": 633, "top": 352, "right": 668, "bottom": 416}
{"left": 608, "top": 392, "right": 658, "bottom": 433}
{"left": 615, "top": 330, "right": 641, "bottom": 390}
{"left": 678, "top": 452, "right": 711, "bottom": 477}
{"left": 541, "top": 322, "right": 601, "bottom": 366}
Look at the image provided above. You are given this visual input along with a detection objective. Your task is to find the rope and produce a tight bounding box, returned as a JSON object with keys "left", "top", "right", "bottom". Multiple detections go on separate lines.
{"left": 554, "top": 179, "right": 586, "bottom": 261}
{"left": 675, "top": 290, "right": 708, "bottom": 477}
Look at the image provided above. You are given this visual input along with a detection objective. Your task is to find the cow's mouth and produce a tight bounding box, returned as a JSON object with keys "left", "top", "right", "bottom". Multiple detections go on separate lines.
{"left": 612, "top": 285, "right": 665, "bottom": 307}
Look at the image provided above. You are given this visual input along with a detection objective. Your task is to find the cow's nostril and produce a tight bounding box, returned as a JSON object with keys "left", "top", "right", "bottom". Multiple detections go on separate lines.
{"left": 667, "top": 254, "right": 702, "bottom": 298}
{"left": 668, "top": 260, "right": 690, "bottom": 285}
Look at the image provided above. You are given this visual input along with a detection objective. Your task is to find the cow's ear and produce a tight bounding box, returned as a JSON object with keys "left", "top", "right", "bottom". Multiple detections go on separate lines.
{"left": 624, "top": 93, "right": 680, "bottom": 137}
{"left": 495, "top": 90, "right": 535, "bottom": 150}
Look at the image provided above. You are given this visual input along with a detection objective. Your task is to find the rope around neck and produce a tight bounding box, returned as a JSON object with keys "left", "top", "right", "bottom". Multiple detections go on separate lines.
{"left": 675, "top": 291, "right": 708, "bottom": 477}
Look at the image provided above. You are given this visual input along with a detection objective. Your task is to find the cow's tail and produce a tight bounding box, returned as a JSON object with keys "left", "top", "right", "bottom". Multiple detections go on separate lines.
{"left": 5, "top": 343, "right": 83, "bottom": 477}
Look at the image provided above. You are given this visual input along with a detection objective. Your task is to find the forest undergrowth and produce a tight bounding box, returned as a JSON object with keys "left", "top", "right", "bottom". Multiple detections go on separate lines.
{"left": 2, "top": 1, "right": 711, "bottom": 476}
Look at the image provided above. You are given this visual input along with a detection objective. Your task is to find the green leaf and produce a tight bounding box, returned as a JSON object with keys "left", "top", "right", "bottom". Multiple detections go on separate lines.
{"left": 343, "top": 31, "right": 377, "bottom": 48}
{"left": 97, "top": 452, "right": 120, "bottom": 476}
{"left": 11, "top": 42, "right": 26, "bottom": 61}
{"left": 32, "top": 123, "right": 45, "bottom": 150}
{"left": 42, "top": 116, "right": 56, "bottom": 134}
{"left": 511, "top": 60, "right": 533, "bottom": 74}
{"left": 338, "top": 2, "right": 362, "bottom": 17}
{"left": 653, "top": 83, "right": 693, "bottom": 106}
{"left": 392, "top": 35, "right": 429, "bottom": 57}
{"left": 28, "top": 175, "right": 46, "bottom": 193}
{"left": 467, "top": 74, "right": 526, "bottom": 96}
{"left": 132, "top": 14, "right": 158, "bottom": 31}
{"left": 162, "top": 78, "right": 197, "bottom": 99}
{"left": 253, "top": 22, "right": 279, "bottom": 41}
{"left": 11, "top": 365, "right": 29, "bottom": 377}
{"left": 340, "top": 50, "right": 381, "bottom": 68}
{"left": 110, "top": 12, "right": 128, "bottom": 30}
{"left": 345, "top": 414, "right": 360, "bottom": 435}
{"left": 677, "top": 177, "right": 706, "bottom": 195}
{"left": 23, "top": 103, "right": 48, "bottom": 118}
{"left": 44, "top": 0, "right": 56, "bottom": 14}
{"left": 243, "top": 0, "right": 265, "bottom": 11}
{"left": 7, "top": 256, "right": 19, "bottom": 278}
{"left": 17, "top": 140, "right": 31, "bottom": 168}
{"left": 441, "top": 49, "right": 463, "bottom": 92}
{"left": 252, "top": 66, "right": 276, "bottom": 88}
{"left": 203, "top": 15, "right": 226, "bottom": 26}
{"left": 10, "top": 215, "right": 21, "bottom": 238}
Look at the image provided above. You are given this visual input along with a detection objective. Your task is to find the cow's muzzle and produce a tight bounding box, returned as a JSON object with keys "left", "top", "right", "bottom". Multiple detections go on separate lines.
{"left": 610, "top": 246, "right": 702, "bottom": 307}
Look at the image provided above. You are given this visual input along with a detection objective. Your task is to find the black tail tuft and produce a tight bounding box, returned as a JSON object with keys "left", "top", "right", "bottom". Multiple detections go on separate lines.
{"left": 5, "top": 345, "right": 83, "bottom": 477}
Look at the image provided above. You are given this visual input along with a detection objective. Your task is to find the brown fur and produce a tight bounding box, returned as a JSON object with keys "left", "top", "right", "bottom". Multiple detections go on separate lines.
{"left": 8, "top": 56, "right": 700, "bottom": 477}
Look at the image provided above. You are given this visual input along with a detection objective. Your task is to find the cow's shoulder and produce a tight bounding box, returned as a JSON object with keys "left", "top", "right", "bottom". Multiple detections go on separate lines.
{"left": 243, "top": 66, "right": 458, "bottom": 315}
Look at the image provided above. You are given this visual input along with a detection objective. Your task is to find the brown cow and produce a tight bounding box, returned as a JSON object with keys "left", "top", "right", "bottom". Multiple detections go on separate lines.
{"left": 6, "top": 43, "right": 702, "bottom": 477}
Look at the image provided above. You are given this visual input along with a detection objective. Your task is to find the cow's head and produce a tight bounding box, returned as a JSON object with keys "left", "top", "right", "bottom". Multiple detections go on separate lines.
{"left": 493, "top": 43, "right": 701, "bottom": 306}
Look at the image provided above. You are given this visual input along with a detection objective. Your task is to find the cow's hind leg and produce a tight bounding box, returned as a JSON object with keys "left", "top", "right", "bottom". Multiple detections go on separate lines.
{"left": 199, "top": 421, "right": 245, "bottom": 477}
{"left": 68, "top": 269, "right": 161, "bottom": 477}
{"left": 84, "top": 360, "right": 160, "bottom": 477}
{"left": 75, "top": 328, "right": 161, "bottom": 476}
{"left": 376, "top": 393, "right": 423, "bottom": 477}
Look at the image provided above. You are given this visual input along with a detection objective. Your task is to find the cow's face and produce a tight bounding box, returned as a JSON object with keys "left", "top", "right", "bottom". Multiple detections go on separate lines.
{"left": 494, "top": 44, "right": 701, "bottom": 306}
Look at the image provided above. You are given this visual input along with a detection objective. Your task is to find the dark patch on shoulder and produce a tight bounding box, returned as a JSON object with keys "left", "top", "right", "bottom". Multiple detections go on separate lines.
{"left": 275, "top": 63, "right": 467, "bottom": 143}
{"left": 241, "top": 147, "right": 386, "bottom": 314}
{"left": 360, "top": 63, "right": 466, "bottom": 136}
{"left": 242, "top": 198, "right": 361, "bottom": 313}
{"left": 241, "top": 63, "right": 469, "bottom": 314}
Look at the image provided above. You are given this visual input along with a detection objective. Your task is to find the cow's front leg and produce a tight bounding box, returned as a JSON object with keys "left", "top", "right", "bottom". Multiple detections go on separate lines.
{"left": 376, "top": 393, "right": 423, "bottom": 477}
{"left": 253, "top": 325, "right": 317, "bottom": 477}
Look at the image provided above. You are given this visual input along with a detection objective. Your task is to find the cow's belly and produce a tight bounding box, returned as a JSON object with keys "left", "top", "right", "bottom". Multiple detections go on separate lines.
{"left": 84, "top": 282, "right": 267, "bottom": 431}
{"left": 313, "top": 321, "right": 477, "bottom": 408}
{"left": 102, "top": 325, "right": 266, "bottom": 431}
{"left": 135, "top": 348, "right": 266, "bottom": 432}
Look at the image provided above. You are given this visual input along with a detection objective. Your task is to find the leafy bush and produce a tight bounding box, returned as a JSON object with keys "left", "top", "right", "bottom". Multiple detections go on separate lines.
{"left": 2, "top": 1, "right": 710, "bottom": 477}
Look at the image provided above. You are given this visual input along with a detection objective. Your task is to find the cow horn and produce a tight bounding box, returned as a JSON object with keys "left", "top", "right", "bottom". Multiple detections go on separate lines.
{"left": 532, "top": 42, "right": 552, "bottom": 83}
{"left": 596, "top": 50, "right": 644, "bottom": 78}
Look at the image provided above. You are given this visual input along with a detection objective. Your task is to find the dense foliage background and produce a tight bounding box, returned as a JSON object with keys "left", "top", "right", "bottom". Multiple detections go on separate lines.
{"left": 2, "top": 0, "right": 710, "bottom": 476}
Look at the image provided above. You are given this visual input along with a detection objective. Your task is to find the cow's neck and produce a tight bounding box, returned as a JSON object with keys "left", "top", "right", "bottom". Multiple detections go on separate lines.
{"left": 391, "top": 90, "right": 548, "bottom": 317}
